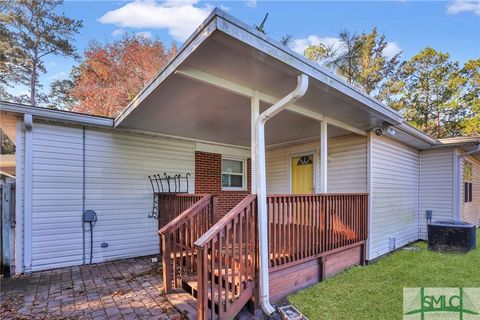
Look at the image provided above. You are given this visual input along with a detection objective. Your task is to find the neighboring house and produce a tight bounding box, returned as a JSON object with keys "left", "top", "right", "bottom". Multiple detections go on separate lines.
{"left": 1, "top": 9, "right": 479, "bottom": 319}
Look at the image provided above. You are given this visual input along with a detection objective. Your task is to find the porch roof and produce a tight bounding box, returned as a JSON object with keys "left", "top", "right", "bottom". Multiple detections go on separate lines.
{"left": 114, "top": 9, "right": 403, "bottom": 147}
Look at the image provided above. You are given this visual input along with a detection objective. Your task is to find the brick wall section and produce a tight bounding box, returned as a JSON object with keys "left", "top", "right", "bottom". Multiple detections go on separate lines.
{"left": 195, "top": 151, "right": 251, "bottom": 217}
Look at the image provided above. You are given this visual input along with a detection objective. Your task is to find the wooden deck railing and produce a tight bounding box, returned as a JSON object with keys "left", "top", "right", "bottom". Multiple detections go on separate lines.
{"left": 194, "top": 195, "right": 258, "bottom": 320}
{"left": 157, "top": 193, "right": 207, "bottom": 230}
{"left": 159, "top": 194, "right": 218, "bottom": 293}
{"left": 267, "top": 193, "right": 368, "bottom": 268}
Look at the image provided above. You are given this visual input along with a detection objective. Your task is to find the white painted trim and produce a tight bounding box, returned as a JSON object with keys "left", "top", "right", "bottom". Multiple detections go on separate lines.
{"left": 221, "top": 156, "right": 248, "bottom": 191}
{"left": 176, "top": 67, "right": 367, "bottom": 137}
{"left": 287, "top": 151, "right": 317, "bottom": 194}
{"left": 23, "top": 114, "right": 33, "bottom": 273}
{"left": 266, "top": 136, "right": 320, "bottom": 150}
{"left": 15, "top": 119, "right": 23, "bottom": 274}
{"left": 1, "top": 101, "right": 113, "bottom": 127}
{"left": 453, "top": 148, "right": 461, "bottom": 220}
{"left": 97, "top": 126, "right": 252, "bottom": 151}
{"left": 397, "top": 123, "right": 438, "bottom": 146}
{"left": 418, "top": 151, "right": 422, "bottom": 239}
{"left": 195, "top": 142, "right": 250, "bottom": 158}
{"left": 366, "top": 132, "right": 373, "bottom": 261}
{"left": 320, "top": 121, "right": 328, "bottom": 193}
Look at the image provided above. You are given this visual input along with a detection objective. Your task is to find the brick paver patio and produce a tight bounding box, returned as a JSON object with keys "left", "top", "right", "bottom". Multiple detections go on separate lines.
{"left": 0, "top": 256, "right": 183, "bottom": 320}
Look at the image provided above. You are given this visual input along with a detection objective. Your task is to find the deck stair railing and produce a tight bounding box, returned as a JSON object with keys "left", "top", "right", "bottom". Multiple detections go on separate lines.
{"left": 159, "top": 194, "right": 218, "bottom": 293}
{"left": 194, "top": 195, "right": 258, "bottom": 320}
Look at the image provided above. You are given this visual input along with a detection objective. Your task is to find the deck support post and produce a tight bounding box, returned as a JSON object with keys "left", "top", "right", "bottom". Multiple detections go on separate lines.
{"left": 320, "top": 121, "right": 328, "bottom": 193}
{"left": 162, "top": 234, "right": 172, "bottom": 293}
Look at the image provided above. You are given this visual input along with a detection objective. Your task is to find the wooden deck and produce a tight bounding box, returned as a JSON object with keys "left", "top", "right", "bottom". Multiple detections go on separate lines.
{"left": 158, "top": 193, "right": 368, "bottom": 319}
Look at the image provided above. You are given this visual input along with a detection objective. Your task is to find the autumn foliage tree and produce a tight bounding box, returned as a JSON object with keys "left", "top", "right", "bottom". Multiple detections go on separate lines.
{"left": 68, "top": 35, "right": 176, "bottom": 117}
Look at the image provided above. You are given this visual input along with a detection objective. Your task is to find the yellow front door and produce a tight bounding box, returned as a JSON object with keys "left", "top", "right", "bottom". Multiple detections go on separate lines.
{"left": 291, "top": 155, "right": 314, "bottom": 194}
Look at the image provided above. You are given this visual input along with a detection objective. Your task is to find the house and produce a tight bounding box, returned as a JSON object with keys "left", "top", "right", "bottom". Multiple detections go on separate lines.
{"left": 1, "top": 8, "right": 479, "bottom": 319}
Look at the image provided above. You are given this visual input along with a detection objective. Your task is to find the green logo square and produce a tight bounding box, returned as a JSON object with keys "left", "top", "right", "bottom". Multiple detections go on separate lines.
{"left": 404, "top": 288, "right": 480, "bottom": 320}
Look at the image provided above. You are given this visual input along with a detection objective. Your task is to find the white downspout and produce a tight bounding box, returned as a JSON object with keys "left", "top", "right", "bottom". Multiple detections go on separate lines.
{"left": 460, "top": 143, "right": 480, "bottom": 158}
{"left": 23, "top": 114, "right": 33, "bottom": 273}
{"left": 255, "top": 74, "right": 309, "bottom": 315}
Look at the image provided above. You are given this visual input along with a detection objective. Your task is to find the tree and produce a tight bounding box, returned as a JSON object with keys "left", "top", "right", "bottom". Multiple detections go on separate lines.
{"left": 460, "top": 59, "right": 480, "bottom": 136}
{"left": 0, "top": 0, "right": 82, "bottom": 105}
{"left": 48, "top": 77, "right": 76, "bottom": 110}
{"left": 357, "top": 29, "right": 401, "bottom": 97}
{"left": 305, "top": 31, "right": 362, "bottom": 85}
{"left": 388, "top": 48, "right": 465, "bottom": 138}
{"left": 305, "top": 28, "right": 401, "bottom": 97}
{"left": 68, "top": 35, "right": 176, "bottom": 117}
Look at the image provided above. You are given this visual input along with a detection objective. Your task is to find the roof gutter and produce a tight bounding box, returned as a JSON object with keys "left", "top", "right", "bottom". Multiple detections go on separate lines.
{"left": 0, "top": 101, "right": 113, "bottom": 127}
{"left": 255, "top": 74, "right": 309, "bottom": 316}
{"left": 397, "top": 122, "right": 439, "bottom": 146}
{"left": 460, "top": 143, "right": 480, "bottom": 158}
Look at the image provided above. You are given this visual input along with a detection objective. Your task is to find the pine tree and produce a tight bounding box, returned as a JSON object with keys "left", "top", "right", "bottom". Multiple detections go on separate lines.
{"left": 388, "top": 48, "right": 465, "bottom": 138}
{"left": 0, "top": 0, "right": 82, "bottom": 105}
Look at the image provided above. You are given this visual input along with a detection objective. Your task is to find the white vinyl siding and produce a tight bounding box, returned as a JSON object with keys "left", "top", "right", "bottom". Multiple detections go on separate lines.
{"left": 266, "top": 141, "right": 317, "bottom": 194}
{"left": 31, "top": 124, "right": 83, "bottom": 270}
{"left": 327, "top": 135, "right": 367, "bottom": 192}
{"left": 29, "top": 122, "right": 195, "bottom": 271}
{"left": 266, "top": 135, "right": 367, "bottom": 194}
{"left": 369, "top": 135, "right": 420, "bottom": 260}
{"left": 419, "top": 148, "right": 455, "bottom": 239}
{"left": 460, "top": 155, "right": 480, "bottom": 226}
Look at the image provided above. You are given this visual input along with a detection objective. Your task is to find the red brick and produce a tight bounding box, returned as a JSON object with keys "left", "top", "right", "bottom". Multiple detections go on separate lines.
{"left": 195, "top": 152, "right": 251, "bottom": 216}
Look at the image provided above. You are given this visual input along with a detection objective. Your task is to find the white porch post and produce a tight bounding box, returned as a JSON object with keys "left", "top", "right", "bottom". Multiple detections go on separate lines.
{"left": 251, "top": 92, "right": 259, "bottom": 193}
{"left": 320, "top": 121, "right": 328, "bottom": 193}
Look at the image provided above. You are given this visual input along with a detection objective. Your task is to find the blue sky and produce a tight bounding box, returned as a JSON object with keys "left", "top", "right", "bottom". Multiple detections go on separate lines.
{"left": 15, "top": 0, "right": 480, "bottom": 98}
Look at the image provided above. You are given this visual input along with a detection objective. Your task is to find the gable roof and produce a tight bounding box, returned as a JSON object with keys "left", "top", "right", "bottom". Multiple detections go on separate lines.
{"left": 114, "top": 8, "right": 403, "bottom": 133}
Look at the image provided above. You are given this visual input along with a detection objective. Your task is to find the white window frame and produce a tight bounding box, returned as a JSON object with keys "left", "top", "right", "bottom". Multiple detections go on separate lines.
{"left": 464, "top": 160, "right": 473, "bottom": 203}
{"left": 221, "top": 156, "right": 247, "bottom": 191}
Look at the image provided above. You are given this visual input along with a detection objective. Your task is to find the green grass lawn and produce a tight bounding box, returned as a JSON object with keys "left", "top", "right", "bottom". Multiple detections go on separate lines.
{"left": 289, "top": 230, "right": 480, "bottom": 320}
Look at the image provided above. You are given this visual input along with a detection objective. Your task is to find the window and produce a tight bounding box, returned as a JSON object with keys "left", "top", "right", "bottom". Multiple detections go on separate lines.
{"left": 222, "top": 158, "right": 246, "bottom": 190}
{"left": 464, "top": 161, "right": 473, "bottom": 203}
{"left": 296, "top": 155, "right": 313, "bottom": 166}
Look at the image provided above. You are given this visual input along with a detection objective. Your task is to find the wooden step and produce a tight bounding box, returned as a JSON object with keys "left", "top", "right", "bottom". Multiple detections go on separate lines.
{"left": 182, "top": 276, "right": 222, "bottom": 315}
{"left": 181, "top": 273, "right": 255, "bottom": 318}
{"left": 166, "top": 288, "right": 210, "bottom": 320}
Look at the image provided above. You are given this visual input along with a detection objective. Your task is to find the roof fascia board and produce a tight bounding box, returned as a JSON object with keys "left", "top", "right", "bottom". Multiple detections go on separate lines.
{"left": 397, "top": 122, "right": 438, "bottom": 146}
{"left": 0, "top": 101, "right": 113, "bottom": 127}
{"left": 114, "top": 10, "right": 220, "bottom": 127}
{"left": 438, "top": 137, "right": 480, "bottom": 145}
{"left": 213, "top": 11, "right": 403, "bottom": 125}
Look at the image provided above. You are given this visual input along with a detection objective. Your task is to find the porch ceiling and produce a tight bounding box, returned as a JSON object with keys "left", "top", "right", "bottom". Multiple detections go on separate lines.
{"left": 116, "top": 9, "right": 402, "bottom": 147}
